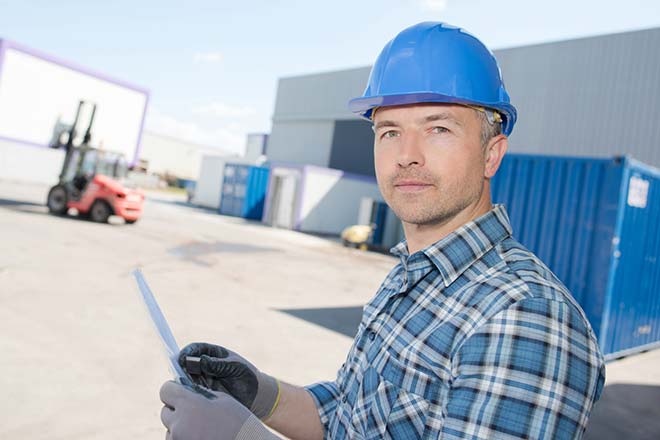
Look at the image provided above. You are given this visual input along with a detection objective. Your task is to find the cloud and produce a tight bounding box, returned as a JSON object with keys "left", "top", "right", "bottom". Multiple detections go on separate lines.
{"left": 145, "top": 109, "right": 245, "bottom": 154}
{"left": 418, "top": 0, "right": 449, "bottom": 11}
{"left": 192, "top": 102, "right": 256, "bottom": 118}
{"left": 193, "top": 51, "right": 224, "bottom": 64}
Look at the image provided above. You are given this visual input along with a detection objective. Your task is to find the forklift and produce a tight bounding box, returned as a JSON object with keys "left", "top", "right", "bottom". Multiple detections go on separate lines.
{"left": 46, "top": 100, "right": 144, "bottom": 224}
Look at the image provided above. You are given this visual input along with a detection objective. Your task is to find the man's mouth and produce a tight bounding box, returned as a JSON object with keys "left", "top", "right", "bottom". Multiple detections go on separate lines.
{"left": 393, "top": 180, "right": 433, "bottom": 192}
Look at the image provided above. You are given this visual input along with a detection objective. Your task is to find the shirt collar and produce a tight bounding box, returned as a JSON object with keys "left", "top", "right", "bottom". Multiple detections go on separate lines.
{"left": 390, "top": 205, "right": 512, "bottom": 287}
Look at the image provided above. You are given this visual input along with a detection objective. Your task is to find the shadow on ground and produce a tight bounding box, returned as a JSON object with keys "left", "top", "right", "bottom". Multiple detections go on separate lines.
{"left": 277, "top": 306, "right": 363, "bottom": 338}
{"left": 584, "top": 383, "right": 660, "bottom": 440}
{"left": 0, "top": 197, "right": 44, "bottom": 209}
{"left": 147, "top": 197, "right": 211, "bottom": 212}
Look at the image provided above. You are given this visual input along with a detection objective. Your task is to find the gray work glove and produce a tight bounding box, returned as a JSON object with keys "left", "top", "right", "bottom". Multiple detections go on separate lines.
{"left": 178, "top": 343, "right": 280, "bottom": 420}
{"left": 160, "top": 379, "right": 280, "bottom": 440}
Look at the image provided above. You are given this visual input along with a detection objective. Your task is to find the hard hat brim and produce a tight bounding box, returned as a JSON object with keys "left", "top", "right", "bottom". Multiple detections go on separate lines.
{"left": 348, "top": 92, "right": 517, "bottom": 136}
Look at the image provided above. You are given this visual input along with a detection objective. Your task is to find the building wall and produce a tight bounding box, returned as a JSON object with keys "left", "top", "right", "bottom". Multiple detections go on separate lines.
{"left": 266, "top": 120, "right": 335, "bottom": 167}
{"left": 272, "top": 67, "right": 369, "bottom": 121}
{"left": 328, "top": 120, "right": 375, "bottom": 177}
{"left": 498, "top": 27, "right": 660, "bottom": 167}
{"left": 139, "top": 131, "right": 229, "bottom": 180}
{"left": 0, "top": 140, "right": 64, "bottom": 185}
{"left": 267, "top": 27, "right": 660, "bottom": 172}
{"left": 299, "top": 166, "right": 381, "bottom": 235}
{"left": 0, "top": 40, "right": 148, "bottom": 165}
{"left": 266, "top": 67, "right": 370, "bottom": 169}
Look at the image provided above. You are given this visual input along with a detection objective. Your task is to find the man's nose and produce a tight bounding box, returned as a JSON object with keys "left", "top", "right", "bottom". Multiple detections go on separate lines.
{"left": 397, "top": 133, "right": 425, "bottom": 167}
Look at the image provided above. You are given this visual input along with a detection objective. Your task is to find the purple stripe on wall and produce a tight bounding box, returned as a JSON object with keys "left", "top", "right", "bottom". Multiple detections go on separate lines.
{"left": 304, "top": 163, "right": 377, "bottom": 184}
{"left": 0, "top": 38, "right": 150, "bottom": 164}
{"left": 0, "top": 134, "right": 50, "bottom": 150}
{"left": 0, "top": 39, "right": 7, "bottom": 87}
{"left": 2, "top": 39, "right": 149, "bottom": 94}
{"left": 132, "top": 95, "right": 150, "bottom": 167}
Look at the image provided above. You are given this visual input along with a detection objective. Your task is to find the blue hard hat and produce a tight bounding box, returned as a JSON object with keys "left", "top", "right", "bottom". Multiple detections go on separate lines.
{"left": 349, "top": 22, "right": 517, "bottom": 135}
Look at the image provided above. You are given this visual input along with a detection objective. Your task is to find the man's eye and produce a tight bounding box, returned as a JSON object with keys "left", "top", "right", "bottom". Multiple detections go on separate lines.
{"left": 381, "top": 130, "right": 399, "bottom": 139}
{"left": 431, "top": 126, "right": 449, "bottom": 134}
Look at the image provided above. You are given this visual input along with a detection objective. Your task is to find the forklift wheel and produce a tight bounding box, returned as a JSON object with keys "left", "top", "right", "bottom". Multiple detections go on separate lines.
{"left": 47, "top": 185, "right": 68, "bottom": 215}
{"left": 89, "top": 200, "right": 112, "bottom": 223}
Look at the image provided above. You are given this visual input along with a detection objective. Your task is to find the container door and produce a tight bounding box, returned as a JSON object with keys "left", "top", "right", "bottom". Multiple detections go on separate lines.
{"left": 370, "top": 201, "right": 389, "bottom": 246}
{"left": 242, "top": 167, "right": 270, "bottom": 220}
{"left": 219, "top": 164, "right": 249, "bottom": 217}
{"left": 356, "top": 197, "right": 389, "bottom": 246}
{"left": 218, "top": 165, "right": 236, "bottom": 215}
{"left": 267, "top": 171, "right": 299, "bottom": 229}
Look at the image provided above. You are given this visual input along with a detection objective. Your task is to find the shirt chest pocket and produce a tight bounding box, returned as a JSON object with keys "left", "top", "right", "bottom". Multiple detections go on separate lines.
{"left": 350, "top": 350, "right": 443, "bottom": 440}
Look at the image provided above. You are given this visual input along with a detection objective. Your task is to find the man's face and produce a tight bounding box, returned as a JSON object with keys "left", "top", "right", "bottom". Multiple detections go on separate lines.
{"left": 373, "top": 103, "right": 488, "bottom": 227}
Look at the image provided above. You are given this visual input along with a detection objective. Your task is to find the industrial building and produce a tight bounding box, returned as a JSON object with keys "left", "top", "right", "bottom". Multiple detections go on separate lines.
{"left": 267, "top": 26, "right": 660, "bottom": 175}
{"left": 0, "top": 39, "right": 149, "bottom": 185}
{"left": 256, "top": 25, "right": 660, "bottom": 250}
{"left": 139, "top": 131, "right": 231, "bottom": 181}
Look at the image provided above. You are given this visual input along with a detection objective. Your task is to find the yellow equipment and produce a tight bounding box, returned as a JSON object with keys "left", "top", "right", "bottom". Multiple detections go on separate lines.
{"left": 341, "top": 224, "right": 375, "bottom": 251}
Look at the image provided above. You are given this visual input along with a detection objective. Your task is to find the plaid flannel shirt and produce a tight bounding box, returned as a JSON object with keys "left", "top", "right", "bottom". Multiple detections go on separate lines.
{"left": 306, "top": 205, "right": 605, "bottom": 439}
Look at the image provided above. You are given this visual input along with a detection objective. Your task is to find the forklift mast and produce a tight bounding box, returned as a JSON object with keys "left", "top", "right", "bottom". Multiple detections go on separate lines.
{"left": 58, "top": 100, "right": 97, "bottom": 181}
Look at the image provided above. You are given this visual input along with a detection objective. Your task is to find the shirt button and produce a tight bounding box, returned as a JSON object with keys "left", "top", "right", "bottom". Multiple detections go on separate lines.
{"left": 342, "top": 395, "right": 348, "bottom": 403}
{"left": 369, "top": 332, "right": 376, "bottom": 341}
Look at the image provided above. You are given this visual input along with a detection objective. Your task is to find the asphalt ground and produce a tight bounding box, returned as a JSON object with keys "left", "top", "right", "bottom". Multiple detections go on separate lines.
{"left": 1, "top": 180, "right": 659, "bottom": 439}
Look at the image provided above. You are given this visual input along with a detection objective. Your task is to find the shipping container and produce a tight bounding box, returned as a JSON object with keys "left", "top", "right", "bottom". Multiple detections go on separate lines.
{"left": 263, "top": 164, "right": 383, "bottom": 235}
{"left": 357, "top": 198, "right": 390, "bottom": 246}
{"left": 0, "top": 39, "right": 148, "bottom": 184}
{"left": 219, "top": 164, "right": 270, "bottom": 220}
{"left": 492, "top": 154, "right": 660, "bottom": 359}
{"left": 192, "top": 155, "right": 229, "bottom": 209}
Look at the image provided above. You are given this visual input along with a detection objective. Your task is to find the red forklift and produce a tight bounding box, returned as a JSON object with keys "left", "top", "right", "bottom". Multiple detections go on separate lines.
{"left": 46, "top": 100, "right": 145, "bottom": 224}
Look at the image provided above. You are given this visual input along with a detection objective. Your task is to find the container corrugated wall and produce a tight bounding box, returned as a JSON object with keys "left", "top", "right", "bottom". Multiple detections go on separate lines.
{"left": 219, "top": 164, "right": 269, "bottom": 220}
{"left": 242, "top": 166, "right": 270, "bottom": 220}
{"left": 492, "top": 154, "right": 660, "bottom": 359}
{"left": 603, "top": 159, "right": 660, "bottom": 357}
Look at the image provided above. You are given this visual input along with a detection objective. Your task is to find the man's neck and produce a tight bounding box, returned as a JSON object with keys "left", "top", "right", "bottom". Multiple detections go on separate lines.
{"left": 403, "top": 197, "right": 493, "bottom": 255}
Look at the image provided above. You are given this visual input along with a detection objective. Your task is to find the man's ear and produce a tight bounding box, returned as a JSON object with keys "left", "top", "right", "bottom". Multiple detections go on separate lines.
{"left": 484, "top": 134, "right": 508, "bottom": 179}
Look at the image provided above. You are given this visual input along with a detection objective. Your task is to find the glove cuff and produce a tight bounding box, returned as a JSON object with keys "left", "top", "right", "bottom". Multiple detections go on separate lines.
{"left": 236, "top": 413, "right": 281, "bottom": 439}
{"left": 251, "top": 372, "right": 280, "bottom": 420}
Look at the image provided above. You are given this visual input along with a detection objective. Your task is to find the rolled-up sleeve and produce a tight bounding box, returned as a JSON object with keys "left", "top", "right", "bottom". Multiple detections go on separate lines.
{"left": 305, "top": 381, "right": 340, "bottom": 431}
{"left": 440, "top": 297, "right": 606, "bottom": 440}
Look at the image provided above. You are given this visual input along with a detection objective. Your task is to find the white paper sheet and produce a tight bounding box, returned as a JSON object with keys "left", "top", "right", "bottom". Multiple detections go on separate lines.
{"left": 132, "top": 269, "right": 187, "bottom": 379}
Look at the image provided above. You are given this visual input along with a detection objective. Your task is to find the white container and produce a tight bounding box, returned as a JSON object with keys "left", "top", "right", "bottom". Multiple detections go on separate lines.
{"left": 264, "top": 164, "right": 384, "bottom": 235}
{"left": 192, "top": 154, "right": 257, "bottom": 209}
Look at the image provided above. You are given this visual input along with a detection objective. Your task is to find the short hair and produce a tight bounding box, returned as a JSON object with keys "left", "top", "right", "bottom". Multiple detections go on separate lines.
{"left": 476, "top": 109, "right": 502, "bottom": 149}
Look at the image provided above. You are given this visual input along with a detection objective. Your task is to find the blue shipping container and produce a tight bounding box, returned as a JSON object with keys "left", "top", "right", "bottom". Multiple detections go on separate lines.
{"left": 370, "top": 201, "right": 389, "bottom": 246}
{"left": 492, "top": 154, "right": 660, "bottom": 359}
{"left": 219, "top": 164, "right": 270, "bottom": 220}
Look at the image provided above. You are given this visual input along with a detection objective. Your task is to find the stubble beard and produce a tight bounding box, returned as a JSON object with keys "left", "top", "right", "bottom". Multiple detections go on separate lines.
{"left": 382, "top": 173, "right": 484, "bottom": 227}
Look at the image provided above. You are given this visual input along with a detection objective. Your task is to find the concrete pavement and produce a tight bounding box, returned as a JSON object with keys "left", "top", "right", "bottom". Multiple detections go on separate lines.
{"left": 1, "top": 180, "right": 658, "bottom": 439}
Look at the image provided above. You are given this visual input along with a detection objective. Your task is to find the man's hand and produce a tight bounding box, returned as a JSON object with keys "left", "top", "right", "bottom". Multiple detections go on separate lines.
{"left": 160, "top": 379, "right": 280, "bottom": 440}
{"left": 178, "top": 343, "right": 280, "bottom": 420}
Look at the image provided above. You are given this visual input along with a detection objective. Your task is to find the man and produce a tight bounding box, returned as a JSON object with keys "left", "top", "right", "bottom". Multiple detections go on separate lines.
{"left": 160, "top": 22, "right": 606, "bottom": 439}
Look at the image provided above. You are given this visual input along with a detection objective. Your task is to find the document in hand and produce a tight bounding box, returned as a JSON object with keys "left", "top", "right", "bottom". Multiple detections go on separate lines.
{"left": 132, "top": 269, "right": 187, "bottom": 380}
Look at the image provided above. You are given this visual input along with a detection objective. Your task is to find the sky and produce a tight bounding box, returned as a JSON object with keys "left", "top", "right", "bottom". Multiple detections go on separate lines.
{"left": 1, "top": 0, "right": 659, "bottom": 155}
